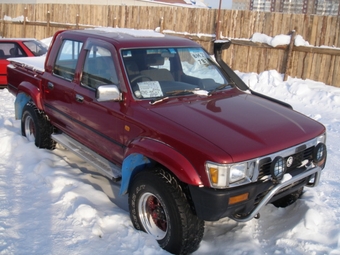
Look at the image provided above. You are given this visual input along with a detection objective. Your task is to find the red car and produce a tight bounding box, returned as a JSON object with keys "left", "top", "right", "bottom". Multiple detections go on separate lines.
{"left": 0, "top": 38, "right": 48, "bottom": 88}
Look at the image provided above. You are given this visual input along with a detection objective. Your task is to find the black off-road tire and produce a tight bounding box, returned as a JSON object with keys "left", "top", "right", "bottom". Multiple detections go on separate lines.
{"left": 128, "top": 167, "right": 205, "bottom": 255}
{"left": 21, "top": 101, "right": 56, "bottom": 150}
{"left": 272, "top": 187, "right": 304, "bottom": 208}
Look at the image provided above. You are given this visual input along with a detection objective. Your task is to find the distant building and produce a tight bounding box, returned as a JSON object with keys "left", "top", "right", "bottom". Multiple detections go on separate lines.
{"left": 231, "top": 0, "right": 340, "bottom": 16}
{"left": 232, "top": 0, "right": 250, "bottom": 10}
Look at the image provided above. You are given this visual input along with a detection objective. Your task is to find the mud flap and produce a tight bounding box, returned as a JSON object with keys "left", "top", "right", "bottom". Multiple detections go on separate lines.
{"left": 15, "top": 93, "right": 31, "bottom": 119}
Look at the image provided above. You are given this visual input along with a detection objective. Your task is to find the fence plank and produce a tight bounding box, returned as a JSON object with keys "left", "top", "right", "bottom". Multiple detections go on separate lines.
{"left": 309, "top": 14, "right": 318, "bottom": 46}
{"left": 327, "top": 55, "right": 336, "bottom": 86}
{"left": 336, "top": 17, "right": 340, "bottom": 47}
{"left": 331, "top": 56, "right": 340, "bottom": 86}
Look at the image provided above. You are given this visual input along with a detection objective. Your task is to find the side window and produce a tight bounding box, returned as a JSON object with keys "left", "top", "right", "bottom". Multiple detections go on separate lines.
{"left": 53, "top": 40, "right": 83, "bottom": 80}
{"left": 81, "top": 45, "right": 118, "bottom": 89}
{"left": 0, "top": 42, "right": 27, "bottom": 59}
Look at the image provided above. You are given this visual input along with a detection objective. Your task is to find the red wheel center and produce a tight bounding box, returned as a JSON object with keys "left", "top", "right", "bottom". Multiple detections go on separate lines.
{"left": 146, "top": 196, "right": 167, "bottom": 231}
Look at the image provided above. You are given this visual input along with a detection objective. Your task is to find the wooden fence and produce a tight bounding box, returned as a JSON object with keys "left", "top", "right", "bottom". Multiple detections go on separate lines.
{"left": 0, "top": 3, "right": 339, "bottom": 87}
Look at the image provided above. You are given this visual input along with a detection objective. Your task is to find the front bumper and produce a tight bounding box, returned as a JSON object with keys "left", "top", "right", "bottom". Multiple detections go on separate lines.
{"left": 189, "top": 166, "right": 322, "bottom": 222}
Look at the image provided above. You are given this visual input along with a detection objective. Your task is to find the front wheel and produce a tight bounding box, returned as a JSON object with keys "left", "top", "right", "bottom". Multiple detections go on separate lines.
{"left": 21, "top": 101, "right": 55, "bottom": 150}
{"left": 128, "top": 167, "right": 204, "bottom": 255}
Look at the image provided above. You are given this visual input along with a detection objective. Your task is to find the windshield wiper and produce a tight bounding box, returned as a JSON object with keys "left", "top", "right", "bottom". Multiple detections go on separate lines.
{"left": 150, "top": 88, "right": 209, "bottom": 105}
{"left": 150, "top": 96, "right": 170, "bottom": 105}
{"left": 208, "top": 83, "right": 231, "bottom": 96}
{"left": 166, "top": 89, "right": 197, "bottom": 96}
{"left": 149, "top": 89, "right": 193, "bottom": 105}
{"left": 166, "top": 88, "right": 209, "bottom": 96}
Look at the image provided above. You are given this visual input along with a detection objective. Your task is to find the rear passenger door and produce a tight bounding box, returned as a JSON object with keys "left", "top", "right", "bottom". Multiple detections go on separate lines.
{"left": 42, "top": 39, "right": 83, "bottom": 134}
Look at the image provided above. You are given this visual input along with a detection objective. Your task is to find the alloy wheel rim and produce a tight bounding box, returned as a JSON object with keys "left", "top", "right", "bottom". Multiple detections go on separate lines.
{"left": 24, "top": 115, "right": 36, "bottom": 142}
{"left": 138, "top": 192, "right": 168, "bottom": 240}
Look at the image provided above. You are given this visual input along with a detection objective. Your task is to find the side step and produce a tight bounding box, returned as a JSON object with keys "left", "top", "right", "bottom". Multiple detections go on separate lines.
{"left": 51, "top": 133, "right": 122, "bottom": 180}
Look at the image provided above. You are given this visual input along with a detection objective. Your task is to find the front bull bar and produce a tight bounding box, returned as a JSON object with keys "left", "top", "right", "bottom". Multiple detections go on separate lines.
{"left": 231, "top": 166, "right": 322, "bottom": 222}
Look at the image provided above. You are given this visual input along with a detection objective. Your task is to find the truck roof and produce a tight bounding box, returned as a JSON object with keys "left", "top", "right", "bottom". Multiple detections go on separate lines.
{"left": 61, "top": 28, "right": 201, "bottom": 49}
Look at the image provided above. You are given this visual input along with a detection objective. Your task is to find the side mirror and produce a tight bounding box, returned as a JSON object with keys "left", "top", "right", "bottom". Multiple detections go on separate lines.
{"left": 96, "top": 85, "right": 121, "bottom": 102}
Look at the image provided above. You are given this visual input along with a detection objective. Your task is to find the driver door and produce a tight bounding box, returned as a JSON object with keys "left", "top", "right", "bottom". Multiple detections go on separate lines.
{"left": 72, "top": 38, "right": 126, "bottom": 164}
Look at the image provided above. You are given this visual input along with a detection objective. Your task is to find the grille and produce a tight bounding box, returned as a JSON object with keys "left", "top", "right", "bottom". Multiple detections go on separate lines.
{"left": 258, "top": 146, "right": 315, "bottom": 180}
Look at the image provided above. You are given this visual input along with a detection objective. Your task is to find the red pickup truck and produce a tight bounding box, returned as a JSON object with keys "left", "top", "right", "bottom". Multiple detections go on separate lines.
{"left": 0, "top": 38, "right": 47, "bottom": 87}
{"left": 7, "top": 28, "right": 327, "bottom": 255}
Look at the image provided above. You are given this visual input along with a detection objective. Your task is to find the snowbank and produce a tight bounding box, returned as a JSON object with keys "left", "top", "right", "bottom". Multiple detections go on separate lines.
{"left": 1, "top": 69, "right": 340, "bottom": 254}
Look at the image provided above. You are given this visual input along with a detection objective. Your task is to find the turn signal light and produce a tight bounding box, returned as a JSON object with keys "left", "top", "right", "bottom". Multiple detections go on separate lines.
{"left": 229, "top": 193, "right": 249, "bottom": 205}
{"left": 209, "top": 167, "right": 219, "bottom": 184}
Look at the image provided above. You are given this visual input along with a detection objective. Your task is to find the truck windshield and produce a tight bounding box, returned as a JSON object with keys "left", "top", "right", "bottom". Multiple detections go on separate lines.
{"left": 122, "top": 47, "right": 231, "bottom": 99}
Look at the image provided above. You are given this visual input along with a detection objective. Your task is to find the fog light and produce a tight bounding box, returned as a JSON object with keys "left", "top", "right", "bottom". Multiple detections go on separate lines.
{"left": 270, "top": 156, "right": 286, "bottom": 181}
{"left": 313, "top": 143, "right": 326, "bottom": 165}
{"left": 308, "top": 173, "right": 316, "bottom": 185}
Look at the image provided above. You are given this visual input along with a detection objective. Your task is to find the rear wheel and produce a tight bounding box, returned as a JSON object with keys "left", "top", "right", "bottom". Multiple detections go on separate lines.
{"left": 128, "top": 167, "right": 204, "bottom": 255}
{"left": 21, "top": 101, "right": 55, "bottom": 150}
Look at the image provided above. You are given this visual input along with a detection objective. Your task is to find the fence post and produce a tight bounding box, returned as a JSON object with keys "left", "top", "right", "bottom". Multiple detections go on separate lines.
{"left": 76, "top": 14, "right": 79, "bottom": 29}
{"left": 283, "top": 30, "right": 296, "bottom": 81}
{"left": 159, "top": 17, "right": 164, "bottom": 33}
{"left": 113, "top": 17, "right": 117, "bottom": 28}
{"left": 22, "top": 7, "right": 27, "bottom": 38}
{"left": 1, "top": 12, "right": 5, "bottom": 38}
{"left": 46, "top": 11, "right": 50, "bottom": 38}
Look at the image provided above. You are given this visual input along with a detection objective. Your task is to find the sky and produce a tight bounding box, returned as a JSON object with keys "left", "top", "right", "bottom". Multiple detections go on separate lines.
{"left": 204, "top": 0, "right": 232, "bottom": 9}
{"left": 1, "top": 31, "right": 340, "bottom": 254}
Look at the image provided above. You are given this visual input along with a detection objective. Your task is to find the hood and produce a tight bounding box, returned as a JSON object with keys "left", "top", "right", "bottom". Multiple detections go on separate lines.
{"left": 148, "top": 91, "right": 325, "bottom": 163}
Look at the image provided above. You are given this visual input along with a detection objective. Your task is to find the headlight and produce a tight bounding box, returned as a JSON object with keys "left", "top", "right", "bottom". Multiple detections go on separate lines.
{"left": 316, "top": 133, "right": 326, "bottom": 144}
{"left": 206, "top": 161, "right": 255, "bottom": 188}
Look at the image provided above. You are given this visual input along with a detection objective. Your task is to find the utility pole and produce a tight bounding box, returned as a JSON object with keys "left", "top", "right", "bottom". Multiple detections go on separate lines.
{"left": 216, "top": 0, "right": 222, "bottom": 40}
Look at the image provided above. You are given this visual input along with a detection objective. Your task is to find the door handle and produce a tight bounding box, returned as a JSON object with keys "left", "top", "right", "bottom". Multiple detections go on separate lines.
{"left": 47, "top": 82, "right": 54, "bottom": 90}
{"left": 75, "top": 94, "right": 84, "bottom": 103}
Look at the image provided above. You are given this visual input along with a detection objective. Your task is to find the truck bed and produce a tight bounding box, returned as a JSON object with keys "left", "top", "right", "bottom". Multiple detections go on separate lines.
{"left": 7, "top": 56, "right": 45, "bottom": 96}
{"left": 8, "top": 56, "right": 46, "bottom": 73}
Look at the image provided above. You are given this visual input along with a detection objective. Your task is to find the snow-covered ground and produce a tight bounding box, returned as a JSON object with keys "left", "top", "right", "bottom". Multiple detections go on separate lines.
{"left": 1, "top": 70, "right": 340, "bottom": 255}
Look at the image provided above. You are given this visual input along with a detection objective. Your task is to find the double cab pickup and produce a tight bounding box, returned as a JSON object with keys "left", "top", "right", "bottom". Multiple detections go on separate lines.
{"left": 7, "top": 28, "right": 327, "bottom": 255}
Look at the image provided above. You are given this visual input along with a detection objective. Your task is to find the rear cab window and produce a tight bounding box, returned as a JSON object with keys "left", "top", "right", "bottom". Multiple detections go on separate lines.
{"left": 53, "top": 40, "right": 83, "bottom": 80}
